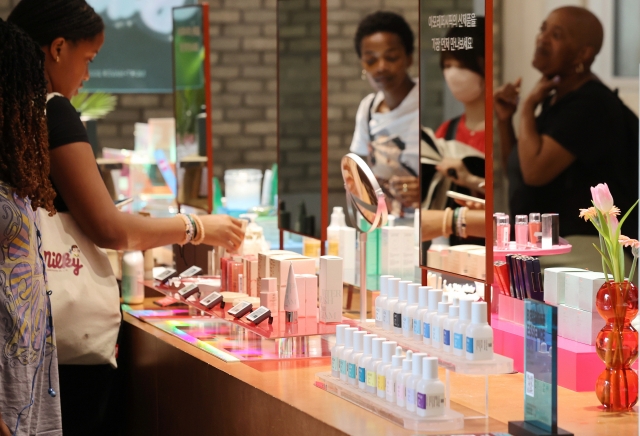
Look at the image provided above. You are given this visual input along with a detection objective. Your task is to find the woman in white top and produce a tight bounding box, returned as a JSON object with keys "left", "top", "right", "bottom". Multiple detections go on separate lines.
{"left": 350, "top": 11, "right": 419, "bottom": 214}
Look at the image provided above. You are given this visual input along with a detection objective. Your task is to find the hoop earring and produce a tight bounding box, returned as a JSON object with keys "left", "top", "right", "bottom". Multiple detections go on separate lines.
{"left": 575, "top": 62, "right": 584, "bottom": 74}
{"left": 361, "top": 69, "right": 367, "bottom": 81}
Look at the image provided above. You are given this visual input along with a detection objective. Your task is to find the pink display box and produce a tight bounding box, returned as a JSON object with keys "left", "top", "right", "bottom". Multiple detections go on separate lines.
{"left": 497, "top": 294, "right": 524, "bottom": 325}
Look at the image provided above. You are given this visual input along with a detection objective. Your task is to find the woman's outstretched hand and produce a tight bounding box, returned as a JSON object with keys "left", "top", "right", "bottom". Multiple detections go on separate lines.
{"left": 201, "top": 215, "right": 246, "bottom": 252}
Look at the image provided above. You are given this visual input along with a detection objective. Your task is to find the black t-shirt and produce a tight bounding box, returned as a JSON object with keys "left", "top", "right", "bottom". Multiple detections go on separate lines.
{"left": 508, "top": 81, "right": 639, "bottom": 239}
{"left": 46, "top": 95, "right": 90, "bottom": 212}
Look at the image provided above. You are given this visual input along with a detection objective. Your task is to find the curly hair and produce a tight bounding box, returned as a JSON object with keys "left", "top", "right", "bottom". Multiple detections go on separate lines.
{"left": 354, "top": 11, "right": 415, "bottom": 58}
{"left": 439, "top": 17, "right": 486, "bottom": 78}
{"left": 8, "top": 0, "right": 104, "bottom": 46}
{"left": 0, "top": 19, "right": 56, "bottom": 214}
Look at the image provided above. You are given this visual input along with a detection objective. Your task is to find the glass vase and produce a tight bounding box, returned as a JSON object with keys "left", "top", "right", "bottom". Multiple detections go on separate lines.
{"left": 594, "top": 280, "right": 639, "bottom": 411}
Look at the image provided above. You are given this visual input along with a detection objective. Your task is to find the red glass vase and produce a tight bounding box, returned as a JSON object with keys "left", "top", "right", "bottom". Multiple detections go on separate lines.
{"left": 594, "top": 280, "right": 639, "bottom": 411}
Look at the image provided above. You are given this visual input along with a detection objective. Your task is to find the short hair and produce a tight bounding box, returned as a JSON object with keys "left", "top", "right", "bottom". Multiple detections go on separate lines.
{"left": 0, "top": 19, "right": 56, "bottom": 213}
{"left": 354, "top": 11, "right": 415, "bottom": 58}
{"left": 8, "top": 0, "right": 104, "bottom": 46}
{"left": 439, "top": 16, "right": 485, "bottom": 78}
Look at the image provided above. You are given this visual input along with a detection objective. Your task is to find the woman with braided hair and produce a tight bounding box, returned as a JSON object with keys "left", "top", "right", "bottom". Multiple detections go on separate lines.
{"left": 9, "top": 1, "right": 245, "bottom": 434}
{"left": 0, "top": 18, "right": 61, "bottom": 436}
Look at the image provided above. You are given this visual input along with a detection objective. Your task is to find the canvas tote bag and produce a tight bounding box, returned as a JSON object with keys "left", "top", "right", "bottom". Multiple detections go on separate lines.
{"left": 38, "top": 93, "right": 121, "bottom": 367}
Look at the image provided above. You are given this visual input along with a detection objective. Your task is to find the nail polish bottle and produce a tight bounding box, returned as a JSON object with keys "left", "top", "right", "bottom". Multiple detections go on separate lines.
{"left": 465, "top": 302, "right": 494, "bottom": 361}
{"left": 396, "top": 350, "right": 413, "bottom": 407}
{"left": 406, "top": 352, "right": 427, "bottom": 412}
{"left": 515, "top": 215, "right": 529, "bottom": 249}
{"left": 529, "top": 213, "right": 542, "bottom": 245}
{"left": 348, "top": 331, "right": 366, "bottom": 386}
{"left": 331, "top": 324, "right": 349, "bottom": 378}
{"left": 416, "top": 357, "right": 445, "bottom": 417}
{"left": 496, "top": 215, "right": 510, "bottom": 249}
{"left": 385, "top": 347, "right": 403, "bottom": 403}
{"left": 358, "top": 334, "right": 377, "bottom": 391}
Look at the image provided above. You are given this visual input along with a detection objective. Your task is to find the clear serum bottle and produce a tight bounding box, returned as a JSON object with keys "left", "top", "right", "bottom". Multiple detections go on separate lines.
{"left": 348, "top": 331, "right": 366, "bottom": 386}
{"left": 453, "top": 299, "right": 472, "bottom": 357}
{"left": 331, "top": 324, "right": 348, "bottom": 378}
{"left": 416, "top": 357, "right": 445, "bottom": 417}
{"left": 465, "top": 302, "right": 494, "bottom": 361}
{"left": 403, "top": 284, "right": 420, "bottom": 339}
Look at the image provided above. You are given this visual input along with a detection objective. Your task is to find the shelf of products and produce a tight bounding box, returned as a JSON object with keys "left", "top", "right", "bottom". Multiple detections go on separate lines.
{"left": 357, "top": 322, "right": 513, "bottom": 375}
{"left": 315, "top": 372, "right": 464, "bottom": 432}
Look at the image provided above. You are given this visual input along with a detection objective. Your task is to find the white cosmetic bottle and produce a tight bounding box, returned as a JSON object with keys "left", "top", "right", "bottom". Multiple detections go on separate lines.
{"left": 416, "top": 357, "right": 445, "bottom": 417}
{"left": 432, "top": 302, "right": 452, "bottom": 349}
{"left": 402, "top": 284, "right": 420, "bottom": 339}
{"left": 405, "top": 352, "right": 427, "bottom": 412}
{"left": 331, "top": 324, "right": 349, "bottom": 378}
{"left": 466, "top": 302, "right": 493, "bottom": 361}
{"left": 358, "top": 334, "right": 377, "bottom": 391}
{"left": 383, "top": 278, "right": 401, "bottom": 331}
{"left": 376, "top": 341, "right": 397, "bottom": 399}
{"left": 340, "top": 327, "right": 358, "bottom": 382}
{"left": 348, "top": 331, "right": 366, "bottom": 386}
{"left": 366, "top": 338, "right": 385, "bottom": 394}
{"left": 375, "top": 275, "right": 393, "bottom": 328}
{"left": 442, "top": 305, "right": 459, "bottom": 353}
{"left": 453, "top": 298, "right": 472, "bottom": 357}
{"left": 385, "top": 347, "right": 403, "bottom": 403}
{"left": 396, "top": 350, "right": 412, "bottom": 408}
{"left": 422, "top": 288, "right": 443, "bottom": 346}
{"left": 393, "top": 280, "right": 411, "bottom": 334}
{"left": 413, "top": 286, "right": 430, "bottom": 341}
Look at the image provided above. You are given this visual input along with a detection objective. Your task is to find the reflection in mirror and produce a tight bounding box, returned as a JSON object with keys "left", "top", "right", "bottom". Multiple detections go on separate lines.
{"left": 173, "top": 5, "right": 210, "bottom": 211}
{"left": 493, "top": 1, "right": 638, "bottom": 280}
{"left": 419, "top": 1, "right": 487, "bottom": 282}
{"left": 277, "top": 0, "right": 322, "bottom": 241}
{"left": 341, "top": 153, "right": 387, "bottom": 230}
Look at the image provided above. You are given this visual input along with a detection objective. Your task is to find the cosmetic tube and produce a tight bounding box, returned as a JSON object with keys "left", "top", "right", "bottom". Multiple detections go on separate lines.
{"left": 515, "top": 215, "right": 528, "bottom": 249}
{"left": 413, "top": 286, "right": 430, "bottom": 341}
{"left": 496, "top": 215, "right": 510, "bottom": 249}
{"left": 375, "top": 275, "right": 393, "bottom": 328}
{"left": 453, "top": 299, "right": 472, "bottom": 357}
{"left": 406, "top": 353, "right": 427, "bottom": 412}
{"left": 358, "top": 334, "right": 377, "bottom": 391}
{"left": 366, "top": 338, "right": 385, "bottom": 395}
{"left": 331, "top": 324, "right": 349, "bottom": 378}
{"left": 529, "top": 213, "right": 542, "bottom": 245}
{"left": 340, "top": 327, "right": 358, "bottom": 382}
{"left": 385, "top": 347, "right": 403, "bottom": 403}
{"left": 465, "top": 302, "right": 494, "bottom": 361}
{"left": 348, "top": 331, "right": 366, "bottom": 386}
{"left": 376, "top": 341, "right": 397, "bottom": 399}
{"left": 422, "top": 289, "right": 443, "bottom": 346}
{"left": 384, "top": 278, "right": 400, "bottom": 331}
{"left": 443, "top": 305, "right": 459, "bottom": 353}
{"left": 416, "top": 357, "right": 445, "bottom": 417}
{"left": 403, "top": 284, "right": 420, "bottom": 339}
{"left": 396, "top": 350, "right": 413, "bottom": 407}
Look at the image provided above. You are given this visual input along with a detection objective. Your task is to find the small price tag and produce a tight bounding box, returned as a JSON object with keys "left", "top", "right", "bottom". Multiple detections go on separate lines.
{"left": 180, "top": 266, "right": 202, "bottom": 278}
{"left": 178, "top": 284, "right": 199, "bottom": 299}
{"left": 246, "top": 306, "right": 271, "bottom": 324}
{"left": 200, "top": 292, "right": 223, "bottom": 309}
{"left": 154, "top": 268, "right": 177, "bottom": 283}
{"left": 228, "top": 301, "right": 252, "bottom": 318}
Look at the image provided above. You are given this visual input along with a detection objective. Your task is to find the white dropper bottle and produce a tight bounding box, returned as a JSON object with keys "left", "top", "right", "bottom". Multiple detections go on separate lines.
{"left": 331, "top": 324, "right": 349, "bottom": 378}
{"left": 366, "top": 338, "right": 385, "bottom": 394}
{"left": 384, "top": 278, "right": 401, "bottom": 331}
{"left": 423, "top": 288, "right": 443, "bottom": 346}
{"left": 432, "top": 301, "right": 452, "bottom": 349}
{"left": 413, "top": 286, "right": 431, "bottom": 341}
{"left": 442, "top": 305, "right": 459, "bottom": 353}
{"left": 402, "top": 284, "right": 420, "bottom": 339}
{"left": 340, "top": 327, "right": 358, "bottom": 382}
{"left": 375, "top": 275, "right": 393, "bottom": 328}
{"left": 416, "top": 357, "right": 445, "bottom": 417}
{"left": 466, "top": 302, "right": 494, "bottom": 361}
{"left": 358, "top": 333, "right": 377, "bottom": 391}
{"left": 396, "top": 350, "right": 413, "bottom": 408}
{"left": 348, "top": 331, "right": 366, "bottom": 386}
{"left": 376, "top": 341, "right": 397, "bottom": 399}
{"left": 385, "top": 347, "right": 403, "bottom": 403}
{"left": 405, "top": 352, "right": 427, "bottom": 412}
{"left": 327, "top": 207, "right": 344, "bottom": 256}
{"left": 393, "top": 280, "right": 411, "bottom": 334}
{"left": 453, "top": 298, "right": 472, "bottom": 357}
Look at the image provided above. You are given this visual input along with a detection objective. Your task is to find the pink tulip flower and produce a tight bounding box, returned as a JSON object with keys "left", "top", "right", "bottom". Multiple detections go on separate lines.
{"left": 590, "top": 183, "right": 614, "bottom": 213}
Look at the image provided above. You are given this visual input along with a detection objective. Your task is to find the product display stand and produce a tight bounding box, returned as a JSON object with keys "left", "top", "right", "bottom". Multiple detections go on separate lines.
{"left": 493, "top": 237, "right": 572, "bottom": 261}
{"left": 314, "top": 372, "right": 464, "bottom": 431}
{"left": 508, "top": 421, "right": 573, "bottom": 436}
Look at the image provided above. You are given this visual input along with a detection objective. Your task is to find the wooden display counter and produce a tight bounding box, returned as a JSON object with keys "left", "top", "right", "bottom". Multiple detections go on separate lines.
{"left": 119, "top": 299, "right": 638, "bottom": 435}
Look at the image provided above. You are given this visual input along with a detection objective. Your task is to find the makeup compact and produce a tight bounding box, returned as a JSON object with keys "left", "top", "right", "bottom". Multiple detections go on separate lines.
{"left": 180, "top": 266, "right": 202, "bottom": 278}
{"left": 154, "top": 268, "right": 178, "bottom": 284}
{"left": 246, "top": 306, "right": 273, "bottom": 325}
{"left": 228, "top": 301, "right": 253, "bottom": 319}
{"left": 178, "top": 283, "right": 200, "bottom": 299}
{"left": 200, "top": 292, "right": 225, "bottom": 309}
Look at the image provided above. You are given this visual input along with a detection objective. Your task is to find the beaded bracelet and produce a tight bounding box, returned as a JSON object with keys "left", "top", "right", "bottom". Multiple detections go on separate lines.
{"left": 190, "top": 214, "right": 206, "bottom": 245}
{"left": 176, "top": 213, "right": 194, "bottom": 245}
{"left": 186, "top": 214, "right": 198, "bottom": 240}
{"left": 441, "top": 207, "right": 452, "bottom": 237}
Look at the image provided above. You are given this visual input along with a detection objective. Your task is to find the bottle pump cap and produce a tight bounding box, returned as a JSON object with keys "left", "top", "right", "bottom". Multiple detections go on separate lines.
{"left": 449, "top": 305, "right": 459, "bottom": 318}
{"left": 398, "top": 281, "right": 411, "bottom": 301}
{"left": 387, "top": 278, "right": 400, "bottom": 298}
{"left": 423, "top": 357, "right": 439, "bottom": 380}
{"left": 381, "top": 341, "right": 397, "bottom": 363}
{"left": 331, "top": 207, "right": 346, "bottom": 227}
{"left": 353, "top": 331, "right": 366, "bottom": 353}
{"left": 438, "top": 301, "right": 451, "bottom": 314}
{"left": 428, "top": 289, "right": 443, "bottom": 311}
{"left": 335, "top": 324, "right": 348, "bottom": 346}
{"left": 372, "top": 338, "right": 385, "bottom": 359}
{"left": 459, "top": 298, "right": 472, "bottom": 322}
{"left": 379, "top": 275, "right": 393, "bottom": 296}
{"left": 344, "top": 327, "right": 357, "bottom": 348}
{"left": 402, "top": 350, "right": 413, "bottom": 372}
{"left": 407, "top": 284, "right": 419, "bottom": 305}
{"left": 412, "top": 353, "right": 427, "bottom": 375}
{"left": 391, "top": 349, "right": 403, "bottom": 367}
{"left": 472, "top": 302, "right": 488, "bottom": 324}
{"left": 418, "top": 286, "right": 430, "bottom": 308}
{"left": 363, "top": 334, "right": 376, "bottom": 355}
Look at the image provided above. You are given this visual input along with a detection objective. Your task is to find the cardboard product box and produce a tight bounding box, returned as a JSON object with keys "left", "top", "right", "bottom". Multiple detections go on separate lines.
{"left": 269, "top": 254, "right": 315, "bottom": 312}
{"left": 242, "top": 255, "right": 258, "bottom": 296}
{"left": 258, "top": 250, "right": 296, "bottom": 281}
{"left": 564, "top": 271, "right": 606, "bottom": 310}
{"left": 543, "top": 267, "right": 586, "bottom": 306}
{"left": 558, "top": 303, "right": 603, "bottom": 345}
{"left": 319, "top": 256, "right": 343, "bottom": 323}
{"left": 302, "top": 274, "right": 318, "bottom": 318}
{"left": 466, "top": 248, "right": 486, "bottom": 280}
{"left": 448, "top": 245, "right": 483, "bottom": 276}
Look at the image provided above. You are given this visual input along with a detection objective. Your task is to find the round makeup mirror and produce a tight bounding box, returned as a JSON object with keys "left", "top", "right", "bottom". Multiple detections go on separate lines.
{"left": 341, "top": 153, "right": 388, "bottom": 322}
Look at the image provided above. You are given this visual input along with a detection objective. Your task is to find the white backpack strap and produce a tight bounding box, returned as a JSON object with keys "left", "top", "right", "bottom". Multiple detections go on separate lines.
{"left": 46, "top": 92, "right": 64, "bottom": 102}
